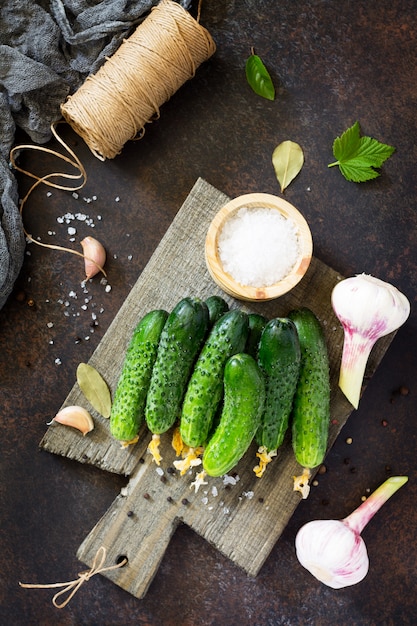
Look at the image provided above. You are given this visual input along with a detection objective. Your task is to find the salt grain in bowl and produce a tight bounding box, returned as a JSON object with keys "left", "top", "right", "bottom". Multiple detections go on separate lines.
{"left": 218, "top": 207, "right": 300, "bottom": 287}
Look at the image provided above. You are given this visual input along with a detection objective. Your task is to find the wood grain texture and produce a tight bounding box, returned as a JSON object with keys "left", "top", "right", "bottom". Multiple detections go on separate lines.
{"left": 40, "top": 178, "right": 395, "bottom": 598}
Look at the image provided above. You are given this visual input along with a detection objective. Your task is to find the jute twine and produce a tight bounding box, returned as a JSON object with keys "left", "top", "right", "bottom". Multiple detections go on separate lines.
{"left": 61, "top": 0, "right": 216, "bottom": 160}
{"left": 19, "top": 547, "right": 127, "bottom": 609}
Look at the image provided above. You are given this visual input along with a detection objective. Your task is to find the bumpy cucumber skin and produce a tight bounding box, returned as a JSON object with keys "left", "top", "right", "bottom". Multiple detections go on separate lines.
{"left": 245, "top": 313, "right": 268, "bottom": 359}
{"left": 256, "top": 318, "right": 301, "bottom": 452}
{"left": 180, "top": 310, "right": 249, "bottom": 448}
{"left": 110, "top": 309, "right": 168, "bottom": 442}
{"left": 288, "top": 307, "right": 330, "bottom": 469}
{"left": 205, "top": 295, "right": 229, "bottom": 327}
{"left": 145, "top": 297, "right": 209, "bottom": 435}
{"left": 203, "top": 353, "right": 265, "bottom": 477}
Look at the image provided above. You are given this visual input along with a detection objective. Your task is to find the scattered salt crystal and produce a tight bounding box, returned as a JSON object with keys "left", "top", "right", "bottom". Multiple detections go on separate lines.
{"left": 242, "top": 491, "right": 254, "bottom": 499}
{"left": 46, "top": 191, "right": 52, "bottom": 197}
{"left": 223, "top": 474, "right": 239, "bottom": 486}
{"left": 72, "top": 192, "right": 79, "bottom": 199}
{"left": 54, "top": 358, "right": 62, "bottom": 365}
{"left": 201, "top": 497, "right": 208, "bottom": 505}
{"left": 68, "top": 226, "right": 76, "bottom": 236}
{"left": 47, "top": 322, "right": 54, "bottom": 328}
{"left": 211, "top": 486, "right": 218, "bottom": 497}
{"left": 115, "top": 196, "right": 120, "bottom": 202}
{"left": 155, "top": 467, "right": 164, "bottom": 476}
{"left": 105, "top": 285, "right": 112, "bottom": 293}
{"left": 218, "top": 207, "right": 300, "bottom": 287}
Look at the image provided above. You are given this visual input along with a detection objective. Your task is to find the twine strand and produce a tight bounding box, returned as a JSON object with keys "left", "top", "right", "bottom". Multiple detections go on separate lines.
{"left": 19, "top": 547, "right": 127, "bottom": 609}
{"left": 9, "top": 122, "right": 107, "bottom": 278}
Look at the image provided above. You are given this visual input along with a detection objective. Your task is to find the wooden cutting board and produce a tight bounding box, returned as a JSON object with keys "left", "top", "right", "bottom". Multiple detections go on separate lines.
{"left": 40, "top": 178, "right": 395, "bottom": 598}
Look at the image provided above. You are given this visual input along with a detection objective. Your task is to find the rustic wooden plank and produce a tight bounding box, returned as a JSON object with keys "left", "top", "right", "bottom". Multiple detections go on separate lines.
{"left": 40, "top": 177, "right": 395, "bottom": 598}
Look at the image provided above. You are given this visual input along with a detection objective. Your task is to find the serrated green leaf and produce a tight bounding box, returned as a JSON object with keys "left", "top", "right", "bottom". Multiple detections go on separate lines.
{"left": 245, "top": 52, "right": 275, "bottom": 101}
{"left": 329, "top": 121, "right": 395, "bottom": 182}
{"left": 339, "top": 162, "right": 380, "bottom": 183}
{"left": 332, "top": 120, "right": 361, "bottom": 162}
{"left": 356, "top": 136, "right": 395, "bottom": 167}
{"left": 272, "top": 140, "right": 304, "bottom": 192}
{"left": 77, "top": 362, "right": 112, "bottom": 418}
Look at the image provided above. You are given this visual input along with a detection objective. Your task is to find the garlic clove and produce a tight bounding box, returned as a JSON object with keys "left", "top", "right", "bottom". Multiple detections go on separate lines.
{"left": 49, "top": 405, "right": 94, "bottom": 435}
{"left": 80, "top": 236, "right": 106, "bottom": 280}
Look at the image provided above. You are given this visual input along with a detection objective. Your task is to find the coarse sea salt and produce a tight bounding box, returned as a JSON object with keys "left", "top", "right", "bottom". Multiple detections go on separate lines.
{"left": 218, "top": 207, "right": 300, "bottom": 287}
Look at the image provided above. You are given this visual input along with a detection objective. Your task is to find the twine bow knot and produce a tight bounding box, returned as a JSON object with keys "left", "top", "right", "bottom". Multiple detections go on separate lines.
{"left": 19, "top": 546, "right": 127, "bottom": 609}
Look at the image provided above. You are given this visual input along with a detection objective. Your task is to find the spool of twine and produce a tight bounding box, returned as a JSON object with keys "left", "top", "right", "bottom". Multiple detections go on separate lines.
{"left": 60, "top": 0, "right": 216, "bottom": 160}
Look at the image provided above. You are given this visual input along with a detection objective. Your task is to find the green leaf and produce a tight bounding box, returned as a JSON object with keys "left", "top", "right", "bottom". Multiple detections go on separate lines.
{"left": 328, "top": 121, "right": 395, "bottom": 182}
{"left": 77, "top": 362, "right": 112, "bottom": 418}
{"left": 272, "top": 140, "right": 304, "bottom": 192}
{"left": 245, "top": 51, "right": 275, "bottom": 101}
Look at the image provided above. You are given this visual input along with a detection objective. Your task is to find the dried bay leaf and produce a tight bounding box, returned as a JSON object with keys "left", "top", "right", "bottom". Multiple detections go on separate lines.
{"left": 76, "top": 362, "right": 111, "bottom": 418}
{"left": 272, "top": 140, "right": 304, "bottom": 192}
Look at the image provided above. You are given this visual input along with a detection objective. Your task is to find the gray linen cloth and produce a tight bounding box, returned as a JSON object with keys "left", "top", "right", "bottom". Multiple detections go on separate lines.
{"left": 0, "top": 0, "right": 190, "bottom": 309}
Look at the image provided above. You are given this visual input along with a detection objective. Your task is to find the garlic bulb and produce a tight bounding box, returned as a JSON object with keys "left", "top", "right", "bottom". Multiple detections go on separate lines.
{"left": 295, "top": 476, "right": 408, "bottom": 588}
{"left": 331, "top": 274, "right": 410, "bottom": 408}
{"left": 80, "top": 236, "right": 106, "bottom": 280}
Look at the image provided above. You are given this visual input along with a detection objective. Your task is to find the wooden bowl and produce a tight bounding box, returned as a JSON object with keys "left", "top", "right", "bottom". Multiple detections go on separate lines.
{"left": 205, "top": 193, "right": 313, "bottom": 301}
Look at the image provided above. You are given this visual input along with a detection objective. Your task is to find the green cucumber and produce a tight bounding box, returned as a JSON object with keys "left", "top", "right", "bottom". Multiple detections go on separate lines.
{"left": 180, "top": 309, "right": 249, "bottom": 448}
{"left": 245, "top": 313, "right": 268, "bottom": 358}
{"left": 205, "top": 295, "right": 229, "bottom": 326}
{"left": 145, "top": 297, "right": 209, "bottom": 435}
{"left": 256, "top": 317, "right": 301, "bottom": 452}
{"left": 288, "top": 307, "right": 330, "bottom": 470}
{"left": 110, "top": 309, "right": 168, "bottom": 443}
{"left": 203, "top": 353, "right": 265, "bottom": 477}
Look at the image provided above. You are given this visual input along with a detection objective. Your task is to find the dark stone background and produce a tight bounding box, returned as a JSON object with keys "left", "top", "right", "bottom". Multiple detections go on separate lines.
{"left": 1, "top": 1, "right": 416, "bottom": 624}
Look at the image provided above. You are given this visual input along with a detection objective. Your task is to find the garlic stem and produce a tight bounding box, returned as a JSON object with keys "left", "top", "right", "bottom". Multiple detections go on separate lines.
{"left": 338, "top": 332, "right": 374, "bottom": 409}
{"left": 295, "top": 476, "right": 408, "bottom": 588}
{"left": 344, "top": 475, "right": 408, "bottom": 534}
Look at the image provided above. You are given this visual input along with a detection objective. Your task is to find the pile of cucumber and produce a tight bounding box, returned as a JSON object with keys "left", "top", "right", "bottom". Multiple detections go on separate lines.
{"left": 110, "top": 295, "right": 330, "bottom": 480}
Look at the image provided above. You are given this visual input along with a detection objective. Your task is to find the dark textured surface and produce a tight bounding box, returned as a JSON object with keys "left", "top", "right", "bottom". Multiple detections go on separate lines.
{"left": 1, "top": 1, "right": 416, "bottom": 624}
